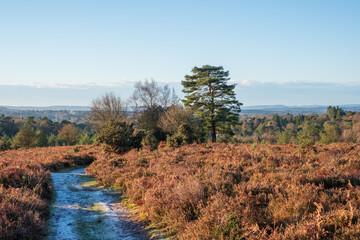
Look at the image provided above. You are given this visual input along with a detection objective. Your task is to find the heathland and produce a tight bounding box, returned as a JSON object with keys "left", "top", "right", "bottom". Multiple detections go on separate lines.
{"left": 2, "top": 142, "right": 359, "bottom": 239}
{"left": 87, "top": 142, "right": 360, "bottom": 239}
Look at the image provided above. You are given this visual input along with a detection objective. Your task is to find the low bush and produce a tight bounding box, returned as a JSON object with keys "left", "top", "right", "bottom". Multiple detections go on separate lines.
{"left": 96, "top": 119, "right": 143, "bottom": 153}
{"left": 166, "top": 134, "right": 183, "bottom": 147}
{"left": 142, "top": 132, "right": 158, "bottom": 150}
{"left": 166, "top": 123, "right": 196, "bottom": 148}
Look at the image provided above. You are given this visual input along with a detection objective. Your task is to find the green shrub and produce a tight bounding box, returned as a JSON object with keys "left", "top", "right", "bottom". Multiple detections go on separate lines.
{"left": 35, "top": 130, "right": 48, "bottom": 147}
{"left": 73, "top": 145, "right": 79, "bottom": 152}
{"left": 297, "top": 131, "right": 315, "bottom": 149}
{"left": 166, "top": 134, "right": 183, "bottom": 147}
{"left": 251, "top": 143, "right": 257, "bottom": 151}
{"left": 96, "top": 119, "right": 141, "bottom": 154}
{"left": 165, "top": 123, "right": 197, "bottom": 148}
{"left": 79, "top": 133, "right": 93, "bottom": 145}
{"left": 132, "top": 129, "right": 145, "bottom": 149}
{"left": 48, "top": 134, "right": 57, "bottom": 146}
{"left": 177, "top": 123, "right": 194, "bottom": 144}
{"left": 320, "top": 121, "right": 341, "bottom": 144}
{"left": 0, "top": 134, "right": 12, "bottom": 151}
{"left": 277, "top": 129, "right": 295, "bottom": 144}
{"left": 142, "top": 132, "right": 158, "bottom": 150}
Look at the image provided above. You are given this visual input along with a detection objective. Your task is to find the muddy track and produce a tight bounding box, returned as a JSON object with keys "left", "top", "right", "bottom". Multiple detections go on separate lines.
{"left": 46, "top": 168, "right": 149, "bottom": 240}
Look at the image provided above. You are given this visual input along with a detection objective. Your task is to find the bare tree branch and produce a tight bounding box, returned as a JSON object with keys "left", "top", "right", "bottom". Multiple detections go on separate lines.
{"left": 89, "top": 92, "right": 127, "bottom": 129}
{"left": 129, "top": 79, "right": 171, "bottom": 110}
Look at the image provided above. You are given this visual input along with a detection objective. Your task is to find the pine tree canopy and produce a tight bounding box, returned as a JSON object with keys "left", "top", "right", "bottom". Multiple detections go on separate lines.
{"left": 181, "top": 65, "right": 242, "bottom": 142}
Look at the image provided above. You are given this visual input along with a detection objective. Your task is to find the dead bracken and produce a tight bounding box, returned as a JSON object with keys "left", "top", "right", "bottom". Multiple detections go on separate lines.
{"left": 1, "top": 143, "right": 360, "bottom": 239}
{"left": 86, "top": 143, "right": 360, "bottom": 239}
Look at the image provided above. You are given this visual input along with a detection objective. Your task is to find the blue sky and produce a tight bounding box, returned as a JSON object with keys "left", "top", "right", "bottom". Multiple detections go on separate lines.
{"left": 0, "top": 1, "right": 359, "bottom": 106}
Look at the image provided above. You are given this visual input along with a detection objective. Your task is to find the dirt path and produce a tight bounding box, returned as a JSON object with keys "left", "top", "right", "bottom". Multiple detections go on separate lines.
{"left": 46, "top": 168, "right": 149, "bottom": 240}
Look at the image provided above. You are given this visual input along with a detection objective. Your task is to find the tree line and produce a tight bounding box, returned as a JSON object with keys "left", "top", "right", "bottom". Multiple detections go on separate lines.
{"left": 0, "top": 116, "right": 95, "bottom": 150}
{"left": 237, "top": 106, "right": 360, "bottom": 147}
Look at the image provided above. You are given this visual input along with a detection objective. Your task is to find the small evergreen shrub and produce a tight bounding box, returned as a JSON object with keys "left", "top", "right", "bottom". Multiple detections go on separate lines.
{"left": 0, "top": 134, "right": 12, "bottom": 151}
{"left": 177, "top": 123, "right": 194, "bottom": 144}
{"left": 73, "top": 145, "right": 79, "bottom": 152}
{"left": 96, "top": 119, "right": 142, "bottom": 154}
{"left": 142, "top": 132, "right": 158, "bottom": 150}
{"left": 166, "top": 123, "right": 196, "bottom": 148}
{"left": 166, "top": 134, "right": 183, "bottom": 147}
{"left": 132, "top": 129, "right": 145, "bottom": 149}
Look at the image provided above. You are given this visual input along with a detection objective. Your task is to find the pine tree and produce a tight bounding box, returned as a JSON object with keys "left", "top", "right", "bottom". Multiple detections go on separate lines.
{"left": 182, "top": 65, "right": 242, "bottom": 142}
{"left": 0, "top": 133, "right": 12, "bottom": 151}
{"left": 13, "top": 123, "right": 37, "bottom": 149}
{"left": 327, "top": 106, "right": 336, "bottom": 120}
{"left": 35, "top": 130, "right": 48, "bottom": 147}
{"left": 79, "top": 133, "right": 93, "bottom": 145}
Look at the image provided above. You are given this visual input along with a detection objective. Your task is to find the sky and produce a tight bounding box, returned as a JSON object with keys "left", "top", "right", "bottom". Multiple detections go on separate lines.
{"left": 0, "top": 0, "right": 359, "bottom": 106}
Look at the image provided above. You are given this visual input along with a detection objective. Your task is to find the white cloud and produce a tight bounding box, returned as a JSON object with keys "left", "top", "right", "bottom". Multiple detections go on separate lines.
{"left": 0, "top": 78, "right": 184, "bottom": 89}
{"left": 232, "top": 79, "right": 360, "bottom": 87}
{"left": 240, "top": 80, "right": 252, "bottom": 86}
{"left": 0, "top": 80, "right": 132, "bottom": 89}
{"left": 231, "top": 79, "right": 260, "bottom": 86}
{"left": 1, "top": 80, "right": 359, "bottom": 90}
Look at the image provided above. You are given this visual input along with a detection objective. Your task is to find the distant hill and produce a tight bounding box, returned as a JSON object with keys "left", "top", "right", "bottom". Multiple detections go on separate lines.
{"left": 241, "top": 104, "right": 360, "bottom": 115}
{"left": 0, "top": 106, "right": 90, "bottom": 123}
{"left": 0, "top": 105, "right": 91, "bottom": 111}
{"left": 0, "top": 104, "right": 359, "bottom": 120}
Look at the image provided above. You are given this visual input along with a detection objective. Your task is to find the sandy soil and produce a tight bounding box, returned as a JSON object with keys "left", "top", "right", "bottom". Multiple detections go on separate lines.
{"left": 46, "top": 168, "right": 149, "bottom": 240}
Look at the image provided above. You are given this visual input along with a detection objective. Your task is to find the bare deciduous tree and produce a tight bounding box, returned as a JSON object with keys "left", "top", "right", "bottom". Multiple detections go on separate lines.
{"left": 158, "top": 104, "right": 194, "bottom": 134}
{"left": 89, "top": 92, "right": 127, "bottom": 129}
{"left": 130, "top": 79, "right": 171, "bottom": 110}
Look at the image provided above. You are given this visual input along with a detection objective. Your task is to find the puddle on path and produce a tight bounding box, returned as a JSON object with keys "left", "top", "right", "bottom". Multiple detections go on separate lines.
{"left": 46, "top": 168, "right": 148, "bottom": 240}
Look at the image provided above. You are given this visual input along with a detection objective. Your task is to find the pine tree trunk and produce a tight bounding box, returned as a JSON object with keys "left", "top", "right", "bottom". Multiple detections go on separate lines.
{"left": 209, "top": 82, "right": 216, "bottom": 142}
{"left": 211, "top": 121, "right": 216, "bottom": 142}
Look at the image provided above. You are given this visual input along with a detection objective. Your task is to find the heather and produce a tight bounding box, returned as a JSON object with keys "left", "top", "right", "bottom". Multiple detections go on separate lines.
{"left": 0, "top": 146, "right": 99, "bottom": 239}
{"left": 86, "top": 143, "right": 360, "bottom": 239}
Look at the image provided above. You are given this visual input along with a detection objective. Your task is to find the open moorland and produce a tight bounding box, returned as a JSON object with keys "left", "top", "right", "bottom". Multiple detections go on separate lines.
{"left": 87, "top": 143, "right": 360, "bottom": 239}
{"left": 1, "top": 143, "right": 360, "bottom": 239}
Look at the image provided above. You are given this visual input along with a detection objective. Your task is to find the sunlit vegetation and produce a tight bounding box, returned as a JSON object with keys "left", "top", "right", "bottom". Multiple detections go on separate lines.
{"left": 87, "top": 143, "right": 360, "bottom": 239}
{"left": 0, "top": 146, "right": 99, "bottom": 239}
{"left": 0, "top": 115, "right": 96, "bottom": 151}
{"left": 236, "top": 106, "right": 360, "bottom": 146}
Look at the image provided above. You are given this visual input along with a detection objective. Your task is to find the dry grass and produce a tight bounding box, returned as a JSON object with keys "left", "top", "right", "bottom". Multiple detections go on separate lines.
{"left": 2, "top": 143, "right": 359, "bottom": 239}
{"left": 86, "top": 143, "right": 360, "bottom": 239}
{"left": 0, "top": 145, "right": 100, "bottom": 239}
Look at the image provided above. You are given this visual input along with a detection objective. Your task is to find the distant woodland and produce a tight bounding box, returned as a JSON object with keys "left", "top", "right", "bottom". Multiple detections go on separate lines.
{"left": 0, "top": 115, "right": 94, "bottom": 150}
{"left": 237, "top": 106, "right": 360, "bottom": 146}
{"left": 0, "top": 108, "right": 89, "bottom": 123}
